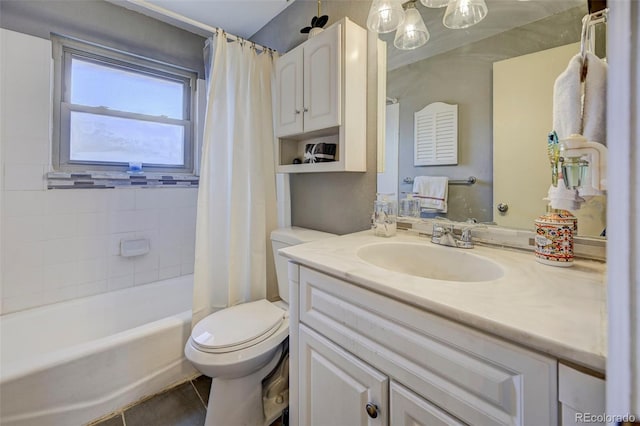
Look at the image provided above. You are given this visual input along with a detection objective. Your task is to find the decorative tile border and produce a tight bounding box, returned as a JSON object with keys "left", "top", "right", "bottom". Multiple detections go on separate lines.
{"left": 47, "top": 171, "right": 199, "bottom": 189}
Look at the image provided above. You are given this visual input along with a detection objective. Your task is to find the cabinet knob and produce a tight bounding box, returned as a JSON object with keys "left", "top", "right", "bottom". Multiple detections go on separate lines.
{"left": 365, "top": 403, "right": 378, "bottom": 419}
{"left": 303, "top": 107, "right": 309, "bottom": 112}
{"left": 497, "top": 203, "right": 509, "bottom": 213}
{"left": 295, "top": 109, "right": 301, "bottom": 114}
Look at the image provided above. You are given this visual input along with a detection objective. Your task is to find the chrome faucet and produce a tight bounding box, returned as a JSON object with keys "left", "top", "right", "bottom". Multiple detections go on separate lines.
{"left": 431, "top": 223, "right": 484, "bottom": 249}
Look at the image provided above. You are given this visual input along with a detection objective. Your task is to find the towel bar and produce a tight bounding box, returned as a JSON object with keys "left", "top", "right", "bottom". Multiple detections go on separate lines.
{"left": 403, "top": 176, "right": 477, "bottom": 185}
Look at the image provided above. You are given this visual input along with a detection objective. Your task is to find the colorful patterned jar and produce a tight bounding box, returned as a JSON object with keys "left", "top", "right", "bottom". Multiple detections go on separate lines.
{"left": 534, "top": 209, "right": 576, "bottom": 267}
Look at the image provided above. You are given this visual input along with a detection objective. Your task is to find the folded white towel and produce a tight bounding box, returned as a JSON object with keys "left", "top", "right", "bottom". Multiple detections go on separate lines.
{"left": 582, "top": 52, "right": 607, "bottom": 145}
{"left": 553, "top": 54, "right": 583, "bottom": 140}
{"left": 413, "top": 176, "right": 448, "bottom": 213}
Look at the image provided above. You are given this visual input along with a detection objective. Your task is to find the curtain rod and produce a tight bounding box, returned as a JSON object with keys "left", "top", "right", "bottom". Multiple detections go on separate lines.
{"left": 120, "top": 0, "right": 278, "bottom": 53}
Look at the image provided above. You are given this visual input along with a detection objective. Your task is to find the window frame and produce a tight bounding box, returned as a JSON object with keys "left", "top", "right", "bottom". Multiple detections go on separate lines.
{"left": 52, "top": 34, "right": 197, "bottom": 174}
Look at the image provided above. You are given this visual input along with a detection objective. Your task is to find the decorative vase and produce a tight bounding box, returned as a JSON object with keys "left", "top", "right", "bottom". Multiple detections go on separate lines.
{"left": 534, "top": 209, "right": 576, "bottom": 267}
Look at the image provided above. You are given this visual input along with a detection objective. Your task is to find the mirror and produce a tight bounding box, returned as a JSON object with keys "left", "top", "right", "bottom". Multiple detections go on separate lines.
{"left": 379, "top": 0, "right": 606, "bottom": 238}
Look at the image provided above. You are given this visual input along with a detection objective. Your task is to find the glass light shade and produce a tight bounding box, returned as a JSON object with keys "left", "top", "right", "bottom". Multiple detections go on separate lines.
{"left": 367, "top": 0, "right": 405, "bottom": 33}
{"left": 393, "top": 6, "right": 430, "bottom": 50}
{"left": 443, "top": 0, "right": 488, "bottom": 29}
{"left": 420, "top": 0, "right": 449, "bottom": 8}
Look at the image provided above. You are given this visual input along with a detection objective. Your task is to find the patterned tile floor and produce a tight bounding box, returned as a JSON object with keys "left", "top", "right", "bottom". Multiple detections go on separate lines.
{"left": 91, "top": 375, "right": 284, "bottom": 426}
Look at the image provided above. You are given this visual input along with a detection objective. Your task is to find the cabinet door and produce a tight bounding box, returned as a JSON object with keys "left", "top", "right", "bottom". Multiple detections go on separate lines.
{"left": 275, "top": 47, "right": 303, "bottom": 137}
{"left": 391, "top": 381, "right": 465, "bottom": 426}
{"left": 299, "top": 325, "right": 387, "bottom": 426}
{"left": 559, "top": 364, "right": 605, "bottom": 426}
{"left": 303, "top": 23, "right": 341, "bottom": 133}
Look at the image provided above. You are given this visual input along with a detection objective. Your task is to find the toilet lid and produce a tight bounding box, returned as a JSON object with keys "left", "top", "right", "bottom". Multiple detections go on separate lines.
{"left": 191, "top": 300, "right": 285, "bottom": 353}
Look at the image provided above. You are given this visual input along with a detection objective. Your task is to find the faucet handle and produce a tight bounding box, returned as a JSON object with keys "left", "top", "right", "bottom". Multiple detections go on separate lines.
{"left": 433, "top": 222, "right": 453, "bottom": 235}
{"left": 460, "top": 227, "right": 473, "bottom": 242}
{"left": 460, "top": 225, "right": 487, "bottom": 245}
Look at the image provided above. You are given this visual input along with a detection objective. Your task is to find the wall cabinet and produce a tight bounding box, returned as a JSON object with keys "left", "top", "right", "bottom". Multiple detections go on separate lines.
{"left": 274, "top": 18, "right": 367, "bottom": 173}
{"left": 289, "top": 265, "right": 560, "bottom": 426}
{"left": 275, "top": 24, "right": 340, "bottom": 137}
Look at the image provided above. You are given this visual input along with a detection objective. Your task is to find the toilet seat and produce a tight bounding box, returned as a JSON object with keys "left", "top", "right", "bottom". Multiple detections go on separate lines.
{"left": 191, "top": 299, "right": 287, "bottom": 354}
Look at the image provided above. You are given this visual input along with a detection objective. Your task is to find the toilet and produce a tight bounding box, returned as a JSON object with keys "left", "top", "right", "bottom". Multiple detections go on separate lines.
{"left": 184, "top": 227, "right": 335, "bottom": 426}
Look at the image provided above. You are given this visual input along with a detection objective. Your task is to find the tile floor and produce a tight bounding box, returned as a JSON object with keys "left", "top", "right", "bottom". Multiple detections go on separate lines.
{"left": 91, "top": 376, "right": 285, "bottom": 426}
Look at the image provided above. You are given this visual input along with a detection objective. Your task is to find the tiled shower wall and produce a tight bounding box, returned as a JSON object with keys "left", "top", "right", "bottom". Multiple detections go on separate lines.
{"left": 0, "top": 29, "right": 199, "bottom": 315}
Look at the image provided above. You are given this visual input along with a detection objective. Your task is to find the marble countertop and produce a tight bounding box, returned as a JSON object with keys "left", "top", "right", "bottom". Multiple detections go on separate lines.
{"left": 280, "top": 230, "right": 607, "bottom": 372}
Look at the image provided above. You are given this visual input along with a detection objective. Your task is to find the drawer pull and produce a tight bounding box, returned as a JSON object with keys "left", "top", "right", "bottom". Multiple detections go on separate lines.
{"left": 365, "top": 402, "right": 379, "bottom": 419}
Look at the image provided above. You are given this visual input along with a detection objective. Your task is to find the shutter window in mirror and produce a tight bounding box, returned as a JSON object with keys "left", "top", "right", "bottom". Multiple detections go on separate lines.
{"left": 414, "top": 102, "right": 458, "bottom": 166}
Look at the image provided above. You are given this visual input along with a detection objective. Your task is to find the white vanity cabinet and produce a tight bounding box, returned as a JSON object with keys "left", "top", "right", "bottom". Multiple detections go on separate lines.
{"left": 274, "top": 17, "right": 367, "bottom": 173}
{"left": 299, "top": 325, "right": 462, "bottom": 426}
{"left": 289, "top": 265, "right": 559, "bottom": 426}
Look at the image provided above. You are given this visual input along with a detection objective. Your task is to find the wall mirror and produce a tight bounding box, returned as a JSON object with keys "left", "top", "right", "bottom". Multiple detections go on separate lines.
{"left": 377, "top": 0, "right": 607, "bottom": 238}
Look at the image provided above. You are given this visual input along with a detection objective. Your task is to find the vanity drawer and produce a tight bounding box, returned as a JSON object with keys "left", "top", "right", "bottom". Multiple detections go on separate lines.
{"left": 298, "top": 266, "right": 557, "bottom": 426}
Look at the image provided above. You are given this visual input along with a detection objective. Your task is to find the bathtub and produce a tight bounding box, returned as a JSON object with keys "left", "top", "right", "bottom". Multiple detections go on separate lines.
{"left": 0, "top": 275, "right": 197, "bottom": 426}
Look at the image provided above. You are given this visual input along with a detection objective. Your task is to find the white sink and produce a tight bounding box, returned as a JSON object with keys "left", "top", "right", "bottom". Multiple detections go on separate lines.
{"left": 357, "top": 242, "right": 504, "bottom": 282}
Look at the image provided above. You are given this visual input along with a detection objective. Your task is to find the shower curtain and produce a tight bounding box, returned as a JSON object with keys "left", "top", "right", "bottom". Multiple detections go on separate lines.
{"left": 192, "top": 33, "right": 278, "bottom": 326}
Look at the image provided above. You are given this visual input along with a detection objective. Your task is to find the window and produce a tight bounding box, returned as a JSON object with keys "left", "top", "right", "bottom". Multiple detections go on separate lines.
{"left": 52, "top": 35, "right": 197, "bottom": 173}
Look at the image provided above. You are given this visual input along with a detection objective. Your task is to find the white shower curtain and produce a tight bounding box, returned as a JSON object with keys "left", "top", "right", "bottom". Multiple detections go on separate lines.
{"left": 192, "top": 34, "right": 278, "bottom": 326}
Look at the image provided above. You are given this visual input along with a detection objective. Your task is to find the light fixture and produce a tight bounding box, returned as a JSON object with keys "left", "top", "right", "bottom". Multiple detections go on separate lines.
{"left": 367, "top": 0, "right": 489, "bottom": 50}
{"left": 443, "top": 0, "right": 488, "bottom": 29}
{"left": 394, "top": 2, "right": 430, "bottom": 50}
{"left": 366, "top": 0, "right": 406, "bottom": 34}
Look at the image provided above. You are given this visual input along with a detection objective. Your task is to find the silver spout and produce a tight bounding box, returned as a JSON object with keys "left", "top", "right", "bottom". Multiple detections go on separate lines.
{"left": 431, "top": 223, "right": 458, "bottom": 248}
{"left": 431, "top": 222, "right": 483, "bottom": 249}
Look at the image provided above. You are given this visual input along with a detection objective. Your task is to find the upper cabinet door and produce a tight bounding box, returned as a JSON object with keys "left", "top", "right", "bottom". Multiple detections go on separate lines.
{"left": 275, "top": 47, "right": 303, "bottom": 137}
{"left": 303, "top": 23, "right": 341, "bottom": 133}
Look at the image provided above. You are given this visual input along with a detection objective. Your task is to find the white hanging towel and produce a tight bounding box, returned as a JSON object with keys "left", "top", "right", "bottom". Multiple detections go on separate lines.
{"left": 413, "top": 176, "right": 448, "bottom": 213}
{"left": 553, "top": 52, "right": 607, "bottom": 144}
{"left": 552, "top": 54, "right": 582, "bottom": 140}
{"left": 582, "top": 51, "right": 607, "bottom": 145}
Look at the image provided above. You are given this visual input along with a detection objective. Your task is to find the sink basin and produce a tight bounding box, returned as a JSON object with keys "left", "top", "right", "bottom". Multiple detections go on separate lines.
{"left": 357, "top": 242, "right": 504, "bottom": 282}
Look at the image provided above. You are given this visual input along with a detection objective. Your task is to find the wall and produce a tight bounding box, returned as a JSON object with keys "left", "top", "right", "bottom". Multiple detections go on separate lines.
{"left": 389, "top": 7, "right": 584, "bottom": 223}
{"left": 252, "top": 1, "right": 378, "bottom": 235}
{"left": 0, "top": 0, "right": 205, "bottom": 77}
{"left": 0, "top": 1, "right": 204, "bottom": 315}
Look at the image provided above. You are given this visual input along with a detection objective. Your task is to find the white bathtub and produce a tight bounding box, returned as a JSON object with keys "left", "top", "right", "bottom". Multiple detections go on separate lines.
{"left": 0, "top": 275, "right": 197, "bottom": 426}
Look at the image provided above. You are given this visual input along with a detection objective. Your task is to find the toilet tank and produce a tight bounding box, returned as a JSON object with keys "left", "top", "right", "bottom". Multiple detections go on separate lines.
{"left": 270, "top": 227, "right": 336, "bottom": 303}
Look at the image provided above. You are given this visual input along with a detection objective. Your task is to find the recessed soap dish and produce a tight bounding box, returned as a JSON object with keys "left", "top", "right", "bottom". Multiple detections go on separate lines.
{"left": 120, "top": 238, "right": 150, "bottom": 257}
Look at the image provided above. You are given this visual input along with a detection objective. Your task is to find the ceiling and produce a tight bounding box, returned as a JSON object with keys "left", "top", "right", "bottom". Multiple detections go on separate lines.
{"left": 110, "top": 0, "right": 586, "bottom": 69}
{"left": 383, "top": 0, "right": 586, "bottom": 70}
{"left": 109, "top": 0, "right": 297, "bottom": 39}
